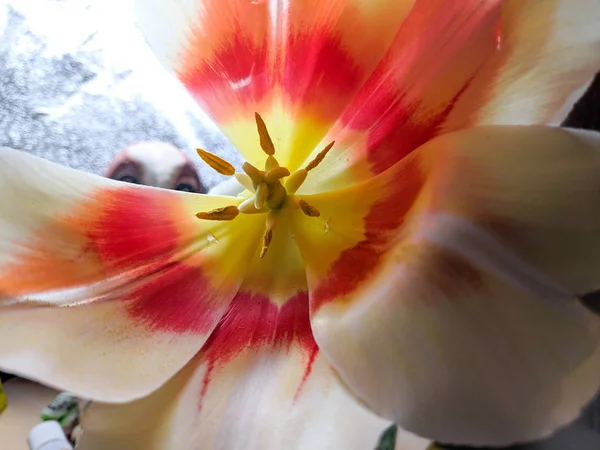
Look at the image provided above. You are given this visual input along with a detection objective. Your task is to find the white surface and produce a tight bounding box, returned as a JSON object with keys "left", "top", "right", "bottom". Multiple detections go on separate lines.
{"left": 0, "top": 379, "right": 60, "bottom": 450}
{"left": 0, "top": 0, "right": 240, "bottom": 188}
{"left": 28, "top": 420, "right": 73, "bottom": 450}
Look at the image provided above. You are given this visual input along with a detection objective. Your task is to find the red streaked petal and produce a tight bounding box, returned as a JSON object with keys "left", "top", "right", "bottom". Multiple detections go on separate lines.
{"left": 302, "top": 0, "right": 600, "bottom": 192}
{"left": 340, "top": 1, "right": 498, "bottom": 170}
{"left": 0, "top": 147, "right": 254, "bottom": 402}
{"left": 77, "top": 292, "right": 417, "bottom": 450}
{"left": 200, "top": 291, "right": 317, "bottom": 373}
{"left": 310, "top": 127, "right": 600, "bottom": 446}
{"left": 78, "top": 358, "right": 400, "bottom": 450}
{"left": 302, "top": 0, "right": 501, "bottom": 191}
{"left": 289, "top": 152, "right": 424, "bottom": 313}
{"left": 135, "top": 0, "right": 414, "bottom": 169}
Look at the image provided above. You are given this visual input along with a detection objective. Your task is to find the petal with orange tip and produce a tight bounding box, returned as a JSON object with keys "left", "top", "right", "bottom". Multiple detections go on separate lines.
{"left": 308, "top": 127, "right": 600, "bottom": 446}
{"left": 0, "top": 147, "right": 260, "bottom": 402}
{"left": 134, "top": 0, "right": 414, "bottom": 170}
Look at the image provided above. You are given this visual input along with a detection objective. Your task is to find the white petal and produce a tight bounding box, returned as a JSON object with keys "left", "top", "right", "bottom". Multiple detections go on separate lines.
{"left": 0, "top": 147, "right": 244, "bottom": 402}
{"left": 310, "top": 127, "right": 600, "bottom": 446}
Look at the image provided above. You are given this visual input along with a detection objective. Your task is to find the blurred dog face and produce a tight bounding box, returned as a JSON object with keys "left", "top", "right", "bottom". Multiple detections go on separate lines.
{"left": 106, "top": 141, "right": 205, "bottom": 193}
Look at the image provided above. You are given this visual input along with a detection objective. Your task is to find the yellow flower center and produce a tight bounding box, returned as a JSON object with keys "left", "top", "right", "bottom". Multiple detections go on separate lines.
{"left": 195, "top": 113, "right": 334, "bottom": 258}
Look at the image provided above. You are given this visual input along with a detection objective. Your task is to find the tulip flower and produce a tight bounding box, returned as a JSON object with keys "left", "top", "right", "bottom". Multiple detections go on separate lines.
{"left": 1, "top": 0, "right": 600, "bottom": 449}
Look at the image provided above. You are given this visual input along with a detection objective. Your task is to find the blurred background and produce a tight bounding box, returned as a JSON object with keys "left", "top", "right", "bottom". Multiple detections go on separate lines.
{"left": 1, "top": 0, "right": 600, "bottom": 449}
{"left": 0, "top": 0, "right": 242, "bottom": 189}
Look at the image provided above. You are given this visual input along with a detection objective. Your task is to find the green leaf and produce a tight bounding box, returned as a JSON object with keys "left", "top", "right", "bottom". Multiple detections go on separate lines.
{"left": 375, "top": 424, "right": 397, "bottom": 450}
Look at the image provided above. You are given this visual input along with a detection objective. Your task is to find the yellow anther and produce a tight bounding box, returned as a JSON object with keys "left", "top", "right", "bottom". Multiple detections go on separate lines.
{"left": 260, "top": 228, "right": 273, "bottom": 258}
{"left": 196, "top": 205, "right": 239, "bottom": 221}
{"left": 196, "top": 148, "right": 235, "bottom": 176}
{"left": 242, "top": 162, "right": 264, "bottom": 187}
{"left": 260, "top": 211, "right": 279, "bottom": 259}
{"left": 239, "top": 198, "right": 267, "bottom": 214}
{"left": 265, "top": 155, "right": 279, "bottom": 172}
{"left": 255, "top": 182, "right": 269, "bottom": 209}
{"left": 194, "top": 113, "right": 334, "bottom": 263}
{"left": 305, "top": 141, "right": 335, "bottom": 172}
{"left": 298, "top": 199, "right": 320, "bottom": 217}
{"left": 255, "top": 112, "right": 275, "bottom": 156}
{"left": 234, "top": 173, "right": 255, "bottom": 193}
{"left": 265, "top": 167, "right": 290, "bottom": 184}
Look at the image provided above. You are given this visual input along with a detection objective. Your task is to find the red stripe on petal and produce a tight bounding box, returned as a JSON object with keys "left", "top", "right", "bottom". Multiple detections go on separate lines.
{"left": 0, "top": 188, "right": 181, "bottom": 295}
{"left": 204, "top": 290, "right": 315, "bottom": 365}
{"left": 199, "top": 290, "right": 318, "bottom": 406}
{"left": 311, "top": 160, "right": 424, "bottom": 312}
{"left": 182, "top": 30, "right": 269, "bottom": 121}
{"left": 2, "top": 185, "right": 232, "bottom": 336}
{"left": 125, "top": 263, "right": 223, "bottom": 335}
{"left": 87, "top": 188, "right": 180, "bottom": 269}
{"left": 338, "top": 0, "right": 501, "bottom": 175}
{"left": 85, "top": 188, "right": 230, "bottom": 335}
{"left": 364, "top": 78, "right": 474, "bottom": 175}
{"left": 172, "top": 0, "right": 272, "bottom": 121}
{"left": 284, "top": 34, "right": 361, "bottom": 119}
{"left": 294, "top": 342, "right": 319, "bottom": 402}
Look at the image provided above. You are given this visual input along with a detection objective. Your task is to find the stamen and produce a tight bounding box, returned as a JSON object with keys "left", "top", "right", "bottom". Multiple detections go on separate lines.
{"left": 266, "top": 210, "right": 279, "bottom": 230}
{"left": 196, "top": 148, "right": 235, "bottom": 176}
{"left": 260, "top": 211, "right": 279, "bottom": 259}
{"left": 234, "top": 173, "right": 255, "bottom": 192}
{"left": 285, "top": 169, "right": 307, "bottom": 194}
{"left": 298, "top": 199, "right": 320, "bottom": 217}
{"left": 255, "top": 112, "right": 275, "bottom": 156}
{"left": 239, "top": 198, "right": 268, "bottom": 214}
{"left": 194, "top": 113, "right": 333, "bottom": 262}
{"left": 265, "top": 167, "right": 290, "bottom": 183}
{"left": 196, "top": 205, "right": 239, "bottom": 221}
{"left": 260, "top": 228, "right": 273, "bottom": 258}
{"left": 255, "top": 182, "right": 269, "bottom": 209}
{"left": 265, "top": 155, "right": 279, "bottom": 171}
{"left": 305, "top": 141, "right": 335, "bottom": 172}
{"left": 242, "top": 162, "right": 264, "bottom": 187}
